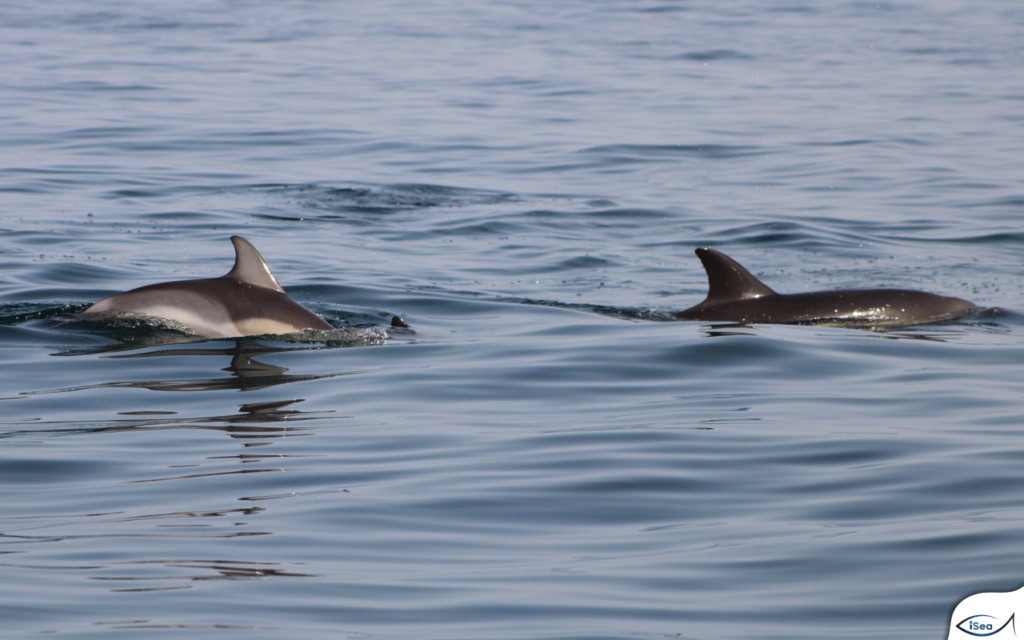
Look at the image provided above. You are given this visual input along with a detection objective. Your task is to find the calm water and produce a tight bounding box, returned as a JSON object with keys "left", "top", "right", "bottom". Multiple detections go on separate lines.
{"left": 2, "top": 1, "right": 1024, "bottom": 638}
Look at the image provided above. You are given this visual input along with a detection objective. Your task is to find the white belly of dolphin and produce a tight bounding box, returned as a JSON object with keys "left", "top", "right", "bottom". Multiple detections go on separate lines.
{"left": 234, "top": 317, "right": 310, "bottom": 337}
{"left": 128, "top": 306, "right": 308, "bottom": 338}
{"left": 128, "top": 304, "right": 241, "bottom": 338}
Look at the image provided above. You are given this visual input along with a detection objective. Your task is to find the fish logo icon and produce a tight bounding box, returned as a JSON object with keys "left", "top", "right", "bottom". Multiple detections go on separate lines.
{"left": 949, "top": 586, "right": 1024, "bottom": 639}
{"left": 956, "top": 614, "right": 1015, "bottom": 637}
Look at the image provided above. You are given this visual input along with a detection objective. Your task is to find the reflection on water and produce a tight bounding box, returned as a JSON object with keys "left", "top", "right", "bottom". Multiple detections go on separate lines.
{"left": 5, "top": 340, "right": 369, "bottom": 440}
{"left": 94, "top": 559, "right": 318, "bottom": 593}
{"left": 0, "top": 398, "right": 338, "bottom": 441}
{"left": 30, "top": 340, "right": 361, "bottom": 394}
{"left": 1, "top": 552, "right": 318, "bottom": 596}
{"left": 107, "top": 341, "right": 361, "bottom": 392}
{"left": 0, "top": 339, "right": 338, "bottom": 594}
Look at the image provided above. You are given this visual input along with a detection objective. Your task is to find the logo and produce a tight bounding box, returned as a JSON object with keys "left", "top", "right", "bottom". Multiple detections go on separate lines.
{"left": 956, "top": 614, "right": 1015, "bottom": 637}
{"left": 949, "top": 586, "right": 1024, "bottom": 639}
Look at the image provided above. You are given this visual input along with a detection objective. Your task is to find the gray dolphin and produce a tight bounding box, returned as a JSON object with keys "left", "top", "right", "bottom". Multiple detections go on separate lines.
{"left": 83, "top": 236, "right": 336, "bottom": 338}
{"left": 674, "top": 248, "right": 978, "bottom": 326}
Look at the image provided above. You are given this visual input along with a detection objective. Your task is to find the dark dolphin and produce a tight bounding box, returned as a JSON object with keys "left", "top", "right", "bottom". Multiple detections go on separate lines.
{"left": 83, "top": 236, "right": 336, "bottom": 338}
{"left": 674, "top": 248, "right": 978, "bottom": 326}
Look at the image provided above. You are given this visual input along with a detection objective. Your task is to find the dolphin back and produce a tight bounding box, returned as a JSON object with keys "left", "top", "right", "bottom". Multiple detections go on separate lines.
{"left": 82, "top": 237, "right": 334, "bottom": 337}
{"left": 675, "top": 248, "right": 978, "bottom": 326}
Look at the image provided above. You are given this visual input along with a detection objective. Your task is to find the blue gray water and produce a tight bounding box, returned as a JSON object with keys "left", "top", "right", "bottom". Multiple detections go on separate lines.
{"left": 2, "top": 1, "right": 1023, "bottom": 638}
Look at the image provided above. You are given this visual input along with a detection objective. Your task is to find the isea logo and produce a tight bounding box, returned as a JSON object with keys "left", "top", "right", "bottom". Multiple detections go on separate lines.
{"left": 955, "top": 614, "right": 1014, "bottom": 637}
{"left": 949, "top": 586, "right": 1024, "bottom": 639}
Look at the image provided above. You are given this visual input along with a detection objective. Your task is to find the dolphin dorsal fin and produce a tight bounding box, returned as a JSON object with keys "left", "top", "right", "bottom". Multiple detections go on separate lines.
{"left": 695, "top": 248, "right": 776, "bottom": 302}
{"left": 224, "top": 236, "right": 285, "bottom": 293}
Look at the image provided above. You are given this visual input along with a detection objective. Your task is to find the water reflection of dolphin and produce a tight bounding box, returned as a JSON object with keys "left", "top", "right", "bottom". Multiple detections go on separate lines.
{"left": 3, "top": 398, "right": 333, "bottom": 441}
{"left": 674, "top": 248, "right": 979, "bottom": 327}
{"left": 25, "top": 341, "right": 356, "bottom": 394}
{"left": 97, "top": 341, "right": 355, "bottom": 393}
{"left": 82, "top": 236, "right": 407, "bottom": 338}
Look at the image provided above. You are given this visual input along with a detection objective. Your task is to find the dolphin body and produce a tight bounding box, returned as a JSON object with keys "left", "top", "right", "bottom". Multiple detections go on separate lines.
{"left": 674, "top": 248, "right": 978, "bottom": 326}
{"left": 82, "top": 236, "right": 336, "bottom": 338}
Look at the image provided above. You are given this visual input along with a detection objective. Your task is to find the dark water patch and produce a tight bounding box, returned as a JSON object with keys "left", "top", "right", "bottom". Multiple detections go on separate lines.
{"left": 0, "top": 303, "right": 90, "bottom": 325}
{"left": 580, "top": 144, "right": 764, "bottom": 161}
{"left": 0, "top": 232, "right": 91, "bottom": 249}
{"left": 553, "top": 256, "right": 618, "bottom": 270}
{"left": 63, "top": 126, "right": 157, "bottom": 140}
{"left": 516, "top": 209, "right": 562, "bottom": 218}
{"left": 771, "top": 5, "right": 818, "bottom": 13}
{"left": 432, "top": 219, "right": 521, "bottom": 237}
{"left": 0, "top": 324, "right": 119, "bottom": 352}
{"left": 664, "top": 217, "right": 992, "bottom": 253}
{"left": 60, "top": 129, "right": 356, "bottom": 157}
{"left": 265, "top": 183, "right": 519, "bottom": 216}
{"left": 634, "top": 4, "right": 690, "bottom": 14}
{"left": 579, "top": 207, "right": 670, "bottom": 219}
{"left": 903, "top": 47, "right": 969, "bottom": 56}
{"left": 884, "top": 231, "right": 1024, "bottom": 245}
{"left": 760, "top": 436, "right": 921, "bottom": 469}
{"left": 96, "top": 183, "right": 249, "bottom": 201}
{"left": 13, "top": 262, "right": 118, "bottom": 286}
{"left": 799, "top": 139, "right": 876, "bottom": 147}
{"left": 0, "top": 457, "right": 113, "bottom": 485}
{"left": 0, "top": 168, "right": 131, "bottom": 194}
{"left": 948, "top": 56, "right": 996, "bottom": 67}
{"left": 657, "top": 333, "right": 824, "bottom": 375}
{"left": 671, "top": 49, "right": 755, "bottom": 61}
{"left": 957, "top": 195, "right": 1024, "bottom": 210}
{"left": 886, "top": 136, "right": 934, "bottom": 147}
{"left": 650, "top": 221, "right": 841, "bottom": 250}
{"left": 137, "top": 211, "right": 224, "bottom": 221}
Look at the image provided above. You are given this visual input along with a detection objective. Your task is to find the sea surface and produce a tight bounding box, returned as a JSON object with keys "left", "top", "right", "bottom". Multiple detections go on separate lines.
{"left": 1, "top": 1, "right": 1023, "bottom": 638}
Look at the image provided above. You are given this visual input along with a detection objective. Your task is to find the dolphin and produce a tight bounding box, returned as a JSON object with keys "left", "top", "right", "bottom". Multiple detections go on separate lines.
{"left": 674, "top": 248, "right": 979, "bottom": 326}
{"left": 82, "top": 236, "right": 336, "bottom": 338}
